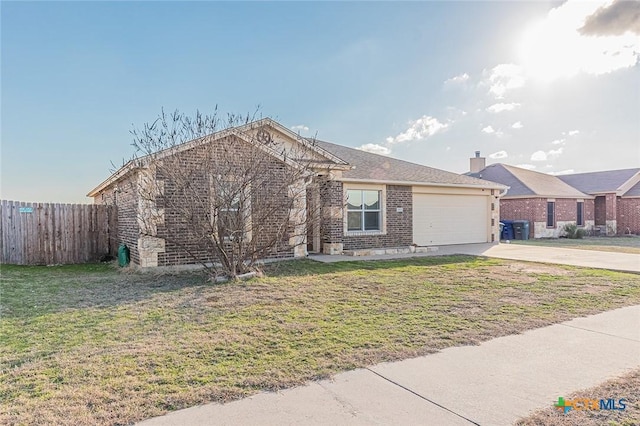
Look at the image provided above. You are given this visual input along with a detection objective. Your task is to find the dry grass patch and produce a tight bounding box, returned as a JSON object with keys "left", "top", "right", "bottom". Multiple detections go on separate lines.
{"left": 517, "top": 369, "right": 640, "bottom": 426}
{"left": 2, "top": 256, "right": 640, "bottom": 425}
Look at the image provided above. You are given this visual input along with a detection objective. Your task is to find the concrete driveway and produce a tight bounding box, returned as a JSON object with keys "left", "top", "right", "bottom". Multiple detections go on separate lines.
{"left": 312, "top": 242, "right": 640, "bottom": 273}
{"left": 442, "top": 243, "right": 640, "bottom": 273}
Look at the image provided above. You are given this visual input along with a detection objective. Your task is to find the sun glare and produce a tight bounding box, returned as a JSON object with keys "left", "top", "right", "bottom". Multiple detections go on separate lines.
{"left": 517, "top": 0, "right": 638, "bottom": 82}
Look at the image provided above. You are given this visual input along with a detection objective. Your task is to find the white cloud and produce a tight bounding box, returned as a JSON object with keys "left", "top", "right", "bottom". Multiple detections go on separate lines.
{"left": 444, "top": 73, "right": 470, "bottom": 86}
{"left": 551, "top": 138, "right": 566, "bottom": 145}
{"left": 518, "top": 0, "right": 639, "bottom": 81}
{"left": 567, "top": 130, "right": 580, "bottom": 136}
{"left": 512, "top": 121, "right": 523, "bottom": 129}
{"left": 532, "top": 147, "right": 564, "bottom": 162}
{"left": 386, "top": 115, "right": 449, "bottom": 144}
{"left": 549, "top": 169, "right": 575, "bottom": 175}
{"left": 548, "top": 147, "right": 564, "bottom": 158}
{"left": 481, "top": 125, "right": 504, "bottom": 137}
{"left": 357, "top": 143, "right": 391, "bottom": 156}
{"left": 290, "top": 125, "right": 309, "bottom": 132}
{"left": 486, "top": 63, "right": 526, "bottom": 98}
{"left": 489, "top": 150, "right": 508, "bottom": 159}
{"left": 531, "top": 150, "right": 548, "bottom": 161}
{"left": 517, "top": 164, "right": 537, "bottom": 170}
{"left": 487, "top": 103, "right": 521, "bottom": 113}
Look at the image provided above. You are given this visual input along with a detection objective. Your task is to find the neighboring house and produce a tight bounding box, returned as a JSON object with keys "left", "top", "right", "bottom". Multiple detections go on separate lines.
{"left": 88, "top": 119, "right": 505, "bottom": 267}
{"left": 558, "top": 168, "right": 640, "bottom": 235}
{"left": 467, "top": 153, "right": 593, "bottom": 238}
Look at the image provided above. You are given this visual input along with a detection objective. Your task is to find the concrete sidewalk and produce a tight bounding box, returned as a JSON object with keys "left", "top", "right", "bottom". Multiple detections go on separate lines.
{"left": 310, "top": 243, "right": 640, "bottom": 273}
{"left": 138, "top": 305, "right": 640, "bottom": 426}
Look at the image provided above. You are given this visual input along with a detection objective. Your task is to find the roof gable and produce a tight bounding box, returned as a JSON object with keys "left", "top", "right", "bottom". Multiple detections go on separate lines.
{"left": 473, "top": 164, "right": 588, "bottom": 198}
{"left": 557, "top": 168, "right": 640, "bottom": 195}
{"left": 624, "top": 180, "right": 640, "bottom": 197}
{"left": 88, "top": 119, "right": 349, "bottom": 197}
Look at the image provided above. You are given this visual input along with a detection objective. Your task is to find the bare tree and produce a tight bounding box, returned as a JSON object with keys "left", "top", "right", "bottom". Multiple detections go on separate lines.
{"left": 129, "top": 109, "right": 320, "bottom": 279}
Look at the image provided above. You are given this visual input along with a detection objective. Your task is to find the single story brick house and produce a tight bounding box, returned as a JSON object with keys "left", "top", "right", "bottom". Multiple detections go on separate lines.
{"left": 467, "top": 154, "right": 593, "bottom": 238}
{"left": 558, "top": 168, "right": 640, "bottom": 235}
{"left": 88, "top": 119, "right": 505, "bottom": 267}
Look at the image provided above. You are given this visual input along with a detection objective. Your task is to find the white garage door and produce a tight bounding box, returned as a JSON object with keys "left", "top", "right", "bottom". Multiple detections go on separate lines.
{"left": 413, "top": 193, "right": 489, "bottom": 246}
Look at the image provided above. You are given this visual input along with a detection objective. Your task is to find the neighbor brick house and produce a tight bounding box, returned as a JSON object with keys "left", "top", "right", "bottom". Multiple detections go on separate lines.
{"left": 468, "top": 154, "right": 593, "bottom": 239}
{"left": 88, "top": 119, "right": 506, "bottom": 267}
{"left": 558, "top": 168, "right": 640, "bottom": 235}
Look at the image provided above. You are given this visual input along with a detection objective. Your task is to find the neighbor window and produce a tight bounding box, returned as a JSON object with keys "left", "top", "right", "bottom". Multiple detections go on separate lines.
{"left": 547, "top": 201, "right": 555, "bottom": 227}
{"left": 347, "top": 190, "right": 381, "bottom": 231}
{"left": 577, "top": 201, "right": 584, "bottom": 226}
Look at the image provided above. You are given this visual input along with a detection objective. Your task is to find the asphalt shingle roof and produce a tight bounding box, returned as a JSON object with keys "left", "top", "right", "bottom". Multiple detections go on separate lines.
{"left": 469, "top": 163, "right": 587, "bottom": 198}
{"left": 557, "top": 168, "right": 640, "bottom": 194}
{"left": 314, "top": 140, "right": 504, "bottom": 188}
{"left": 623, "top": 180, "right": 640, "bottom": 197}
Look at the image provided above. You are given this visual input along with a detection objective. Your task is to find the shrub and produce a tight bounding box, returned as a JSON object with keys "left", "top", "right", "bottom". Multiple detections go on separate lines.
{"left": 563, "top": 223, "right": 584, "bottom": 239}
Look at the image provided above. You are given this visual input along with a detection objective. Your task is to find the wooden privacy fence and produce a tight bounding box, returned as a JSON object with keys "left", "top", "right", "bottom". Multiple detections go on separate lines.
{"left": 0, "top": 200, "right": 117, "bottom": 265}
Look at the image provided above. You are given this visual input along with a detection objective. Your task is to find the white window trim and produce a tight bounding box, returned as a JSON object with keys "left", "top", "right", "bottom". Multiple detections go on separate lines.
{"left": 343, "top": 183, "right": 386, "bottom": 236}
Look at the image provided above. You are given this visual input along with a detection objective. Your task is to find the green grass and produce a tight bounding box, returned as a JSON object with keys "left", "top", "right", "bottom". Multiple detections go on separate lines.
{"left": 511, "top": 236, "right": 640, "bottom": 254}
{"left": 2, "top": 256, "right": 640, "bottom": 425}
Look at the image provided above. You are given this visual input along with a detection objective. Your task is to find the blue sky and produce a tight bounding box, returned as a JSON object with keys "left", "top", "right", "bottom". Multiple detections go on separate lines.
{"left": 2, "top": 1, "right": 639, "bottom": 203}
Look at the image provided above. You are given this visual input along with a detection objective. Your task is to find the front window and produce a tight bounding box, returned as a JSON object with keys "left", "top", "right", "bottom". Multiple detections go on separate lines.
{"left": 213, "top": 180, "right": 249, "bottom": 241}
{"left": 347, "top": 190, "right": 381, "bottom": 231}
{"left": 577, "top": 201, "right": 584, "bottom": 226}
{"left": 547, "top": 201, "right": 555, "bottom": 227}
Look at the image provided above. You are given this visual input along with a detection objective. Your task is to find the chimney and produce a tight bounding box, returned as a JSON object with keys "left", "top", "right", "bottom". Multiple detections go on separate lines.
{"left": 470, "top": 151, "right": 486, "bottom": 173}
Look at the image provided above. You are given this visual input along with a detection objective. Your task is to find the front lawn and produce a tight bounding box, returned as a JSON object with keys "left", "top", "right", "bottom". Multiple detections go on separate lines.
{"left": 511, "top": 235, "right": 640, "bottom": 254}
{"left": 2, "top": 256, "right": 640, "bottom": 425}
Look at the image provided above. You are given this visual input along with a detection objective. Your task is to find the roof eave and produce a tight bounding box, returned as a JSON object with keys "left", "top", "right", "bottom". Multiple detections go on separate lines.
{"left": 86, "top": 162, "right": 140, "bottom": 197}
{"left": 335, "top": 177, "right": 508, "bottom": 190}
{"left": 502, "top": 194, "right": 595, "bottom": 199}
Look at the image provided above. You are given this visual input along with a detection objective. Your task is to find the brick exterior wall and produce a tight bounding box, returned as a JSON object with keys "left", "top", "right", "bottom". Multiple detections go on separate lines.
{"left": 317, "top": 176, "right": 344, "bottom": 250}
{"left": 153, "top": 138, "right": 296, "bottom": 266}
{"left": 342, "top": 185, "right": 413, "bottom": 250}
{"left": 93, "top": 175, "right": 140, "bottom": 264}
{"left": 617, "top": 198, "right": 640, "bottom": 235}
{"left": 500, "top": 197, "right": 594, "bottom": 238}
{"left": 95, "top": 136, "right": 299, "bottom": 267}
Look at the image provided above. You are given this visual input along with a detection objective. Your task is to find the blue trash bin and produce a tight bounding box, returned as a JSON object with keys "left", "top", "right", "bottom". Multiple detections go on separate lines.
{"left": 501, "top": 220, "right": 515, "bottom": 240}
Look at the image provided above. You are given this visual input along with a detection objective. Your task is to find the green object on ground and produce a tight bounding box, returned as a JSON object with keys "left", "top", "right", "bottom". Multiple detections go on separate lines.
{"left": 118, "top": 243, "right": 130, "bottom": 267}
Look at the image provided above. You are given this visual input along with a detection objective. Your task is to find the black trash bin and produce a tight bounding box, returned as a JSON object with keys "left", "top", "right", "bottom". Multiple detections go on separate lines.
{"left": 501, "top": 220, "right": 515, "bottom": 240}
{"left": 513, "top": 220, "right": 530, "bottom": 240}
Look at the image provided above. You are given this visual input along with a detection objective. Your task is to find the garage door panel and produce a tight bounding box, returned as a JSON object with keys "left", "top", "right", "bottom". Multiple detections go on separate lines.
{"left": 413, "top": 194, "right": 488, "bottom": 245}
